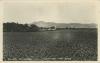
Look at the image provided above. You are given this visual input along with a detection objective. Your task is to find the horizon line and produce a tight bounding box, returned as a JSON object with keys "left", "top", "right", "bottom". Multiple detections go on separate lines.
{"left": 3, "top": 21, "right": 97, "bottom": 24}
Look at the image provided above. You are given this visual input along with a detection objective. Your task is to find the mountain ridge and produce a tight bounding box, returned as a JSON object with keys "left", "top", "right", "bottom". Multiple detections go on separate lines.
{"left": 32, "top": 21, "right": 97, "bottom": 28}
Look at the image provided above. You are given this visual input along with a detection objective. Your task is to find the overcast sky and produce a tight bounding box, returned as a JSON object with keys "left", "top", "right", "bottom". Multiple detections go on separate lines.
{"left": 4, "top": 1, "right": 96, "bottom": 24}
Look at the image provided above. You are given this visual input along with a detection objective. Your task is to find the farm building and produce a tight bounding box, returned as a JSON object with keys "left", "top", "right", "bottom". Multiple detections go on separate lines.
{"left": 41, "top": 26, "right": 56, "bottom": 31}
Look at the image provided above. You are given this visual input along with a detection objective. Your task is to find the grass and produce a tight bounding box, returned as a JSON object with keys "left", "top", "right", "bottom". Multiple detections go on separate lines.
{"left": 3, "top": 29, "right": 97, "bottom": 61}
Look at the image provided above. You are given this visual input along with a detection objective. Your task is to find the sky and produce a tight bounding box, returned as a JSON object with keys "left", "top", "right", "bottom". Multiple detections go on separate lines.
{"left": 3, "top": 1, "right": 96, "bottom": 24}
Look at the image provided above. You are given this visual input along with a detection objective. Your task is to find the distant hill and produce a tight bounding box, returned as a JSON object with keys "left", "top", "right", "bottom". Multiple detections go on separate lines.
{"left": 32, "top": 21, "right": 97, "bottom": 28}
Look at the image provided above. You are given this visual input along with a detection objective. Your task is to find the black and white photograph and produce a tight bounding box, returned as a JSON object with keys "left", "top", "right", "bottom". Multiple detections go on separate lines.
{"left": 2, "top": 0, "right": 98, "bottom": 61}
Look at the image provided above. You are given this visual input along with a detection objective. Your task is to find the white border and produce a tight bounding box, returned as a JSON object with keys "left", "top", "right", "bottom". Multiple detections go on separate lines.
{"left": 0, "top": 0, "right": 100, "bottom": 63}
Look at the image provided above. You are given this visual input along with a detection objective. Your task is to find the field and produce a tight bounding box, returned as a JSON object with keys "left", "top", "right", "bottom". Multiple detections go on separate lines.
{"left": 3, "top": 29, "right": 97, "bottom": 61}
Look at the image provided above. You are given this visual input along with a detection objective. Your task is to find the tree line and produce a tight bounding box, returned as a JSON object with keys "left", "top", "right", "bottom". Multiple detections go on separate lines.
{"left": 3, "top": 22, "right": 97, "bottom": 32}
{"left": 3, "top": 22, "right": 40, "bottom": 32}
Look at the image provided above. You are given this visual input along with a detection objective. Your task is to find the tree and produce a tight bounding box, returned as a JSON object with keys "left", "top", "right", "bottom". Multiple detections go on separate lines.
{"left": 3, "top": 23, "right": 40, "bottom": 32}
{"left": 29, "top": 24, "right": 40, "bottom": 32}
